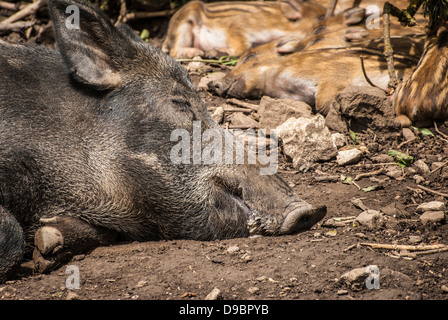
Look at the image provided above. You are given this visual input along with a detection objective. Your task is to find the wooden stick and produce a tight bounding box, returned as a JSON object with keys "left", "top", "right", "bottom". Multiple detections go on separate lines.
{"left": 417, "top": 185, "right": 448, "bottom": 198}
{"left": 354, "top": 168, "right": 384, "bottom": 181}
{"left": 360, "top": 242, "right": 447, "bottom": 251}
{"left": 0, "top": 1, "right": 19, "bottom": 11}
{"left": 434, "top": 121, "right": 448, "bottom": 141}
{"left": 0, "top": 20, "right": 34, "bottom": 31}
{"left": 325, "top": 0, "right": 338, "bottom": 18}
{"left": 124, "top": 9, "right": 176, "bottom": 21}
{"left": 226, "top": 98, "right": 258, "bottom": 111}
{"left": 360, "top": 55, "right": 387, "bottom": 93}
{"left": 0, "top": 0, "right": 46, "bottom": 25}
{"left": 429, "top": 159, "right": 448, "bottom": 175}
{"left": 382, "top": 2, "right": 399, "bottom": 90}
{"left": 223, "top": 107, "right": 253, "bottom": 113}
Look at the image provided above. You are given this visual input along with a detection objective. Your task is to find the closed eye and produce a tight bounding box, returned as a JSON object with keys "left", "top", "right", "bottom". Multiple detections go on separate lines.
{"left": 172, "top": 98, "right": 191, "bottom": 109}
{"left": 172, "top": 98, "right": 196, "bottom": 119}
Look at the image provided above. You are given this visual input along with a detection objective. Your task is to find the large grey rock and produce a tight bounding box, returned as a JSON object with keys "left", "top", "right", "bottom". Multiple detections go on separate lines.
{"left": 276, "top": 115, "right": 337, "bottom": 168}
{"left": 258, "top": 96, "right": 313, "bottom": 129}
{"left": 324, "top": 86, "right": 396, "bottom": 133}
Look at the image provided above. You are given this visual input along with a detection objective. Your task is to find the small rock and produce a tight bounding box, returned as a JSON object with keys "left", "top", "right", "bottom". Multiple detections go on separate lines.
{"left": 336, "top": 148, "right": 363, "bottom": 166}
{"left": 416, "top": 201, "right": 446, "bottom": 213}
{"left": 241, "top": 252, "right": 252, "bottom": 262}
{"left": 226, "top": 245, "right": 240, "bottom": 254}
{"left": 66, "top": 291, "right": 80, "bottom": 300}
{"left": 331, "top": 133, "right": 347, "bottom": 148}
{"left": 247, "top": 287, "right": 259, "bottom": 294}
{"left": 413, "top": 159, "right": 430, "bottom": 174}
{"left": 413, "top": 174, "right": 425, "bottom": 184}
{"left": 337, "top": 289, "right": 349, "bottom": 295}
{"left": 371, "top": 154, "right": 394, "bottom": 163}
{"left": 186, "top": 56, "right": 205, "bottom": 71}
{"left": 385, "top": 166, "right": 403, "bottom": 179}
{"left": 402, "top": 127, "right": 416, "bottom": 141}
{"left": 340, "top": 267, "right": 366, "bottom": 284}
{"left": 419, "top": 211, "right": 445, "bottom": 225}
{"left": 205, "top": 287, "right": 222, "bottom": 300}
{"left": 431, "top": 161, "right": 445, "bottom": 172}
{"left": 258, "top": 96, "right": 313, "bottom": 129}
{"left": 228, "top": 112, "right": 259, "bottom": 128}
{"left": 325, "top": 230, "right": 337, "bottom": 237}
{"left": 355, "top": 210, "right": 384, "bottom": 229}
{"left": 441, "top": 285, "right": 448, "bottom": 293}
{"left": 212, "top": 107, "right": 224, "bottom": 124}
{"left": 136, "top": 280, "right": 148, "bottom": 288}
{"left": 408, "top": 235, "right": 422, "bottom": 244}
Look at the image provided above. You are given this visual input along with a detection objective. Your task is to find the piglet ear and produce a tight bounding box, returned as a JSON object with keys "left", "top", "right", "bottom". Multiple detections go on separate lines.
{"left": 279, "top": 0, "right": 303, "bottom": 20}
{"left": 276, "top": 36, "right": 304, "bottom": 54}
{"left": 49, "top": 0, "right": 136, "bottom": 90}
{"left": 343, "top": 7, "right": 366, "bottom": 25}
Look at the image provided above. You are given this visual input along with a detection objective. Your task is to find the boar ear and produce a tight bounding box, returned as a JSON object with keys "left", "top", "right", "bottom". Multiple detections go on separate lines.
{"left": 276, "top": 37, "right": 304, "bottom": 54}
{"left": 48, "top": 0, "right": 136, "bottom": 90}
{"left": 279, "top": 0, "right": 303, "bottom": 20}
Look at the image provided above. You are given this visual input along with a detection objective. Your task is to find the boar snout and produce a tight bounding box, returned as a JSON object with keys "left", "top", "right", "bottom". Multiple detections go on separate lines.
{"left": 209, "top": 74, "right": 247, "bottom": 98}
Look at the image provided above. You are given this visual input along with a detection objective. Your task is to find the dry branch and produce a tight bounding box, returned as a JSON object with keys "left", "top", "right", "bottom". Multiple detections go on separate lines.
{"left": 360, "top": 242, "right": 447, "bottom": 251}
{"left": 0, "top": 20, "right": 34, "bottom": 31}
{"left": 417, "top": 185, "right": 448, "bottom": 198}
{"left": 226, "top": 98, "right": 258, "bottom": 111}
{"left": 0, "top": 0, "right": 46, "bottom": 25}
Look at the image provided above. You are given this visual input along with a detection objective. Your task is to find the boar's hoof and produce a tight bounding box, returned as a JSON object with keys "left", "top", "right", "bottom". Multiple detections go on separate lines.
{"left": 35, "top": 226, "right": 64, "bottom": 256}
{"left": 32, "top": 248, "right": 56, "bottom": 273}
{"left": 33, "top": 226, "right": 65, "bottom": 273}
{"left": 280, "top": 205, "right": 326, "bottom": 234}
{"left": 394, "top": 115, "right": 412, "bottom": 128}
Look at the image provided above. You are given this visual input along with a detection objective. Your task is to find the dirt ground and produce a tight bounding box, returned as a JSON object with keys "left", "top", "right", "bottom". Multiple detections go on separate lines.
{"left": 0, "top": 1, "right": 447, "bottom": 303}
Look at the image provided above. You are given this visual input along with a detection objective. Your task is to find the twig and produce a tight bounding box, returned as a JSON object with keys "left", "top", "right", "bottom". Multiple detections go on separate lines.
{"left": 352, "top": 181, "right": 361, "bottom": 190}
{"left": 0, "top": 1, "right": 19, "bottom": 11}
{"left": 417, "top": 185, "right": 448, "bottom": 198}
{"left": 0, "top": 20, "right": 34, "bottom": 31}
{"left": 228, "top": 124, "right": 258, "bottom": 130}
{"left": 325, "top": 0, "right": 338, "bottom": 18}
{"left": 115, "top": 0, "right": 127, "bottom": 26}
{"left": 382, "top": 2, "right": 399, "bottom": 90}
{"left": 360, "top": 55, "right": 388, "bottom": 93}
{"left": 429, "top": 159, "right": 448, "bottom": 175}
{"left": 223, "top": 107, "right": 253, "bottom": 113}
{"left": 124, "top": 9, "right": 176, "bottom": 22}
{"left": 398, "top": 138, "right": 417, "bottom": 148}
{"left": 0, "top": 0, "right": 47, "bottom": 25}
{"left": 360, "top": 242, "right": 447, "bottom": 251}
{"left": 433, "top": 121, "right": 448, "bottom": 141}
{"left": 226, "top": 98, "right": 258, "bottom": 111}
{"left": 353, "top": 168, "right": 384, "bottom": 181}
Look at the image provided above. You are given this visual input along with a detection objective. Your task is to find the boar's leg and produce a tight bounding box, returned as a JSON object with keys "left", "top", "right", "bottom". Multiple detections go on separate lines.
{"left": 0, "top": 206, "right": 25, "bottom": 283}
{"left": 33, "top": 216, "right": 117, "bottom": 273}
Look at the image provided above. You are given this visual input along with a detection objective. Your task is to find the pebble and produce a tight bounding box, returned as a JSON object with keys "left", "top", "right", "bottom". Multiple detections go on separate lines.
{"left": 337, "top": 289, "right": 348, "bottom": 295}
{"left": 205, "top": 287, "right": 222, "bottom": 300}
{"left": 66, "top": 291, "right": 80, "bottom": 300}
{"left": 336, "top": 148, "right": 363, "bottom": 166}
{"left": 441, "top": 285, "right": 448, "bottom": 293}
{"left": 247, "top": 287, "right": 259, "bottom": 294}
{"left": 413, "top": 159, "right": 430, "bottom": 174}
{"left": 419, "top": 211, "right": 445, "bottom": 225}
{"left": 408, "top": 235, "right": 422, "bottom": 244}
{"left": 416, "top": 201, "right": 446, "bottom": 213}
{"left": 226, "top": 245, "right": 240, "bottom": 254}
{"left": 355, "top": 210, "right": 384, "bottom": 229}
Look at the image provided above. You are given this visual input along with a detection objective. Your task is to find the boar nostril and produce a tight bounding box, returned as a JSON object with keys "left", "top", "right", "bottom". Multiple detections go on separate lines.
{"left": 208, "top": 81, "right": 226, "bottom": 96}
